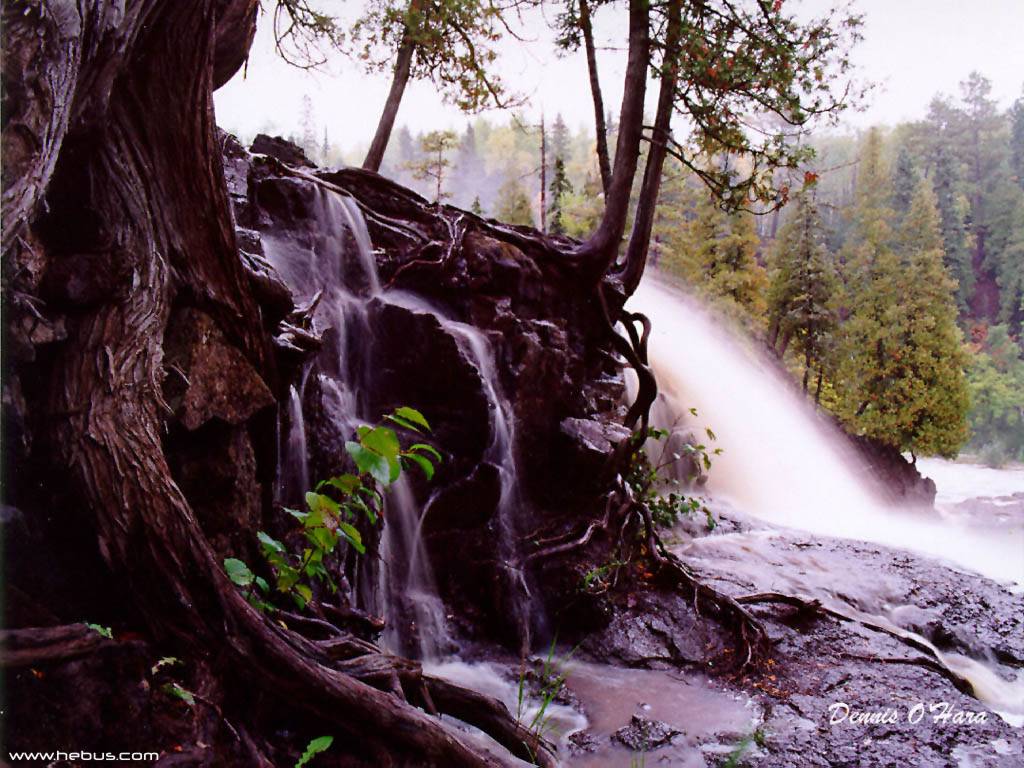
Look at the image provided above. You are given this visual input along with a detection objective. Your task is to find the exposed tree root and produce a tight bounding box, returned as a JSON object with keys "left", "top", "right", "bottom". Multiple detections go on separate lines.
{"left": 0, "top": 624, "right": 114, "bottom": 667}
{"left": 736, "top": 592, "right": 978, "bottom": 696}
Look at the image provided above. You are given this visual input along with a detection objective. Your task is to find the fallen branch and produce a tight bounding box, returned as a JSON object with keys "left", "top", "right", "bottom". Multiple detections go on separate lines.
{"left": 736, "top": 592, "right": 978, "bottom": 696}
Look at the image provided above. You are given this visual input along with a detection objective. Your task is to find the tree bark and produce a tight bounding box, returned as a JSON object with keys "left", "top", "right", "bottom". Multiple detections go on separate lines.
{"left": 575, "top": 0, "right": 650, "bottom": 275}
{"left": 2, "top": 2, "right": 546, "bottom": 764}
{"left": 578, "top": 0, "right": 611, "bottom": 195}
{"left": 363, "top": 19, "right": 417, "bottom": 173}
{"left": 618, "top": 0, "right": 682, "bottom": 295}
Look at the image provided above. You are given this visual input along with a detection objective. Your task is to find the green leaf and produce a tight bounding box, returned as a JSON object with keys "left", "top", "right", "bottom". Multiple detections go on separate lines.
{"left": 385, "top": 413, "right": 423, "bottom": 433}
{"left": 295, "top": 735, "right": 334, "bottom": 768}
{"left": 338, "top": 522, "right": 366, "bottom": 554}
{"left": 86, "top": 623, "right": 113, "bottom": 639}
{"left": 285, "top": 507, "right": 310, "bottom": 522}
{"left": 393, "top": 406, "right": 430, "bottom": 431}
{"left": 162, "top": 682, "right": 196, "bottom": 707}
{"left": 224, "top": 558, "right": 254, "bottom": 587}
{"left": 318, "top": 474, "right": 361, "bottom": 495}
{"left": 360, "top": 425, "right": 401, "bottom": 460}
{"left": 150, "top": 656, "right": 182, "bottom": 675}
{"left": 257, "top": 532, "right": 287, "bottom": 554}
{"left": 254, "top": 576, "right": 270, "bottom": 593}
{"left": 294, "top": 583, "right": 313, "bottom": 606}
{"left": 408, "top": 443, "right": 443, "bottom": 463}
{"left": 346, "top": 441, "right": 391, "bottom": 485}
{"left": 403, "top": 453, "right": 435, "bottom": 481}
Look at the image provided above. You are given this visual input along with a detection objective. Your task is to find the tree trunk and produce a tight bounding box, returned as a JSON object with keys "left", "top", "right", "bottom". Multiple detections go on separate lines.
{"left": 578, "top": 0, "right": 612, "bottom": 195}
{"left": 363, "top": 26, "right": 417, "bottom": 173}
{"left": 3, "top": 2, "right": 547, "bottom": 764}
{"left": 618, "top": 0, "right": 682, "bottom": 295}
{"left": 575, "top": 0, "right": 650, "bottom": 275}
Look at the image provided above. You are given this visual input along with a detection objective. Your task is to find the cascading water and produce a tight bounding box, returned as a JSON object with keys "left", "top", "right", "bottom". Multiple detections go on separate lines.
{"left": 630, "top": 278, "right": 1024, "bottom": 588}
{"left": 262, "top": 186, "right": 528, "bottom": 660}
{"left": 629, "top": 276, "right": 1024, "bottom": 724}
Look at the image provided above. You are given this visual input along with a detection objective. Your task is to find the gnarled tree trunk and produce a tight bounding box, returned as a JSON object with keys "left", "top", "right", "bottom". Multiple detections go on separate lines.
{"left": 2, "top": 2, "right": 551, "bottom": 765}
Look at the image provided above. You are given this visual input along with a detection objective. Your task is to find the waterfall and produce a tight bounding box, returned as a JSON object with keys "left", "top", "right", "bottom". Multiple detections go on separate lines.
{"left": 629, "top": 278, "right": 1024, "bottom": 588}
{"left": 631, "top": 276, "right": 1024, "bottom": 726}
{"left": 262, "top": 186, "right": 526, "bottom": 659}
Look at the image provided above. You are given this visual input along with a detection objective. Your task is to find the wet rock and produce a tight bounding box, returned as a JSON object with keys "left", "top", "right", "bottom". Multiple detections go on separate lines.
{"left": 423, "top": 462, "right": 502, "bottom": 533}
{"left": 163, "top": 307, "right": 275, "bottom": 430}
{"left": 849, "top": 434, "right": 937, "bottom": 507}
{"left": 250, "top": 133, "right": 316, "bottom": 168}
{"left": 239, "top": 245, "right": 294, "bottom": 325}
{"left": 613, "top": 715, "right": 681, "bottom": 750}
{"left": 582, "top": 587, "right": 726, "bottom": 668}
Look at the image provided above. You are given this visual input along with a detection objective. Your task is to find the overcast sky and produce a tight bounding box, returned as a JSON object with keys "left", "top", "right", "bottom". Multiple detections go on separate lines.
{"left": 215, "top": 0, "right": 1024, "bottom": 151}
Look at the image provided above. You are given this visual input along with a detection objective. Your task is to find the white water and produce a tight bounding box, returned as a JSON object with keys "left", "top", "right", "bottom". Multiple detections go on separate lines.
{"left": 632, "top": 276, "right": 1024, "bottom": 724}
{"left": 630, "top": 278, "right": 1024, "bottom": 589}
{"left": 263, "top": 186, "right": 530, "bottom": 659}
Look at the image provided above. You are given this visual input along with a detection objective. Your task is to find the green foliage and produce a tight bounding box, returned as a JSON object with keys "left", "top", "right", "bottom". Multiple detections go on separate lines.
{"left": 495, "top": 178, "right": 535, "bottom": 227}
{"left": 86, "top": 623, "right": 113, "bottom": 639}
{"left": 626, "top": 423, "right": 719, "bottom": 531}
{"left": 836, "top": 165, "right": 969, "bottom": 457}
{"left": 579, "top": 558, "right": 626, "bottom": 594}
{"left": 891, "top": 146, "right": 918, "bottom": 217}
{"left": 516, "top": 638, "right": 578, "bottom": 745}
{"left": 349, "top": 0, "right": 514, "bottom": 112}
{"left": 966, "top": 325, "right": 1024, "bottom": 466}
{"left": 295, "top": 735, "right": 334, "bottom": 768}
{"left": 686, "top": 193, "right": 768, "bottom": 326}
{"left": 767, "top": 191, "right": 838, "bottom": 397}
{"left": 408, "top": 130, "right": 458, "bottom": 203}
{"left": 150, "top": 656, "right": 182, "bottom": 675}
{"left": 225, "top": 408, "right": 439, "bottom": 613}
{"left": 547, "top": 156, "right": 573, "bottom": 236}
{"left": 161, "top": 682, "right": 196, "bottom": 707}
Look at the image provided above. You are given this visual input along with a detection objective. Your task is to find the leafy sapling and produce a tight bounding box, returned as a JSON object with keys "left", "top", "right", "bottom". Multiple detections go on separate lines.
{"left": 224, "top": 407, "right": 440, "bottom": 613}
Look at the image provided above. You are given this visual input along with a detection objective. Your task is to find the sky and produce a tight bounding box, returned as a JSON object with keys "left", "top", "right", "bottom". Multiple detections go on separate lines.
{"left": 214, "top": 0, "right": 1024, "bottom": 153}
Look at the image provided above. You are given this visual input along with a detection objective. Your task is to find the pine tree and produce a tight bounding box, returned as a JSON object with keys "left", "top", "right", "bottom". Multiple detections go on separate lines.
{"left": 991, "top": 190, "right": 1024, "bottom": 331}
{"left": 930, "top": 143, "right": 974, "bottom": 311}
{"left": 407, "top": 130, "right": 458, "bottom": 204}
{"left": 495, "top": 178, "right": 534, "bottom": 227}
{"left": 767, "top": 193, "right": 838, "bottom": 400}
{"left": 892, "top": 146, "right": 918, "bottom": 218}
{"left": 550, "top": 114, "right": 570, "bottom": 164}
{"left": 837, "top": 170, "right": 969, "bottom": 457}
{"left": 470, "top": 196, "right": 484, "bottom": 216}
{"left": 691, "top": 193, "right": 768, "bottom": 322}
{"left": 547, "top": 156, "right": 573, "bottom": 235}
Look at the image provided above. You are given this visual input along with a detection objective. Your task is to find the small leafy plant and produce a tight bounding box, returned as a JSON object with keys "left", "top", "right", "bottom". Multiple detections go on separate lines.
{"left": 516, "top": 637, "right": 579, "bottom": 744}
{"left": 626, "top": 413, "right": 721, "bottom": 531}
{"left": 295, "top": 735, "right": 333, "bottom": 768}
{"left": 225, "top": 407, "right": 440, "bottom": 612}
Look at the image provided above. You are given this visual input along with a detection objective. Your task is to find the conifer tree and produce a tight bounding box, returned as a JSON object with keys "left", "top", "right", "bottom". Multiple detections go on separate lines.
{"left": 495, "top": 178, "right": 535, "bottom": 227}
{"left": 930, "top": 144, "right": 974, "bottom": 311}
{"left": 407, "top": 130, "right": 458, "bottom": 204}
{"left": 470, "top": 196, "right": 484, "bottom": 216}
{"left": 767, "top": 193, "right": 838, "bottom": 400}
{"left": 837, "top": 168, "right": 969, "bottom": 457}
{"left": 892, "top": 146, "right": 918, "bottom": 218}
{"left": 547, "top": 156, "right": 573, "bottom": 236}
{"left": 691, "top": 193, "right": 767, "bottom": 322}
